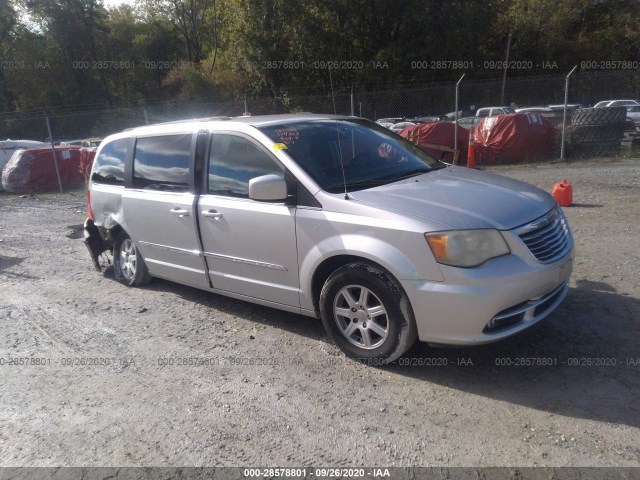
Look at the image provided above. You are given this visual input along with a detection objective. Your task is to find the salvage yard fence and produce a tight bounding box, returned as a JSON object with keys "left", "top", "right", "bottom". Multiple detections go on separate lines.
{"left": 1, "top": 69, "right": 639, "bottom": 168}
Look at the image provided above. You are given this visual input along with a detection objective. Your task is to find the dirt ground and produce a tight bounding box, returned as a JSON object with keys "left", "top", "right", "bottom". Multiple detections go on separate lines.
{"left": 0, "top": 159, "right": 639, "bottom": 468}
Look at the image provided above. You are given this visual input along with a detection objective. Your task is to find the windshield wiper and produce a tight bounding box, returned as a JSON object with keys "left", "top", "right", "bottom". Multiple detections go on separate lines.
{"left": 326, "top": 178, "right": 388, "bottom": 192}
{"left": 326, "top": 166, "right": 440, "bottom": 192}
{"left": 385, "top": 167, "right": 432, "bottom": 181}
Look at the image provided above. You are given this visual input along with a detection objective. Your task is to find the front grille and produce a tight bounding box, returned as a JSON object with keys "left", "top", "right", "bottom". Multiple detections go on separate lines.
{"left": 517, "top": 208, "right": 572, "bottom": 263}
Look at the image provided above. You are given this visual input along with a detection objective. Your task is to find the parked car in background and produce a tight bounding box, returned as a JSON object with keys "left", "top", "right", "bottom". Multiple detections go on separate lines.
{"left": 61, "top": 137, "right": 103, "bottom": 148}
{"left": 593, "top": 100, "right": 640, "bottom": 108}
{"left": 83, "top": 137, "right": 103, "bottom": 148}
{"left": 85, "top": 113, "right": 574, "bottom": 363}
{"left": 515, "top": 107, "right": 553, "bottom": 114}
{"left": 626, "top": 105, "right": 640, "bottom": 127}
{"left": 456, "top": 116, "right": 482, "bottom": 130}
{"left": 389, "top": 121, "right": 416, "bottom": 132}
{"left": 407, "top": 116, "right": 443, "bottom": 124}
{"left": 547, "top": 104, "right": 584, "bottom": 112}
{"left": 516, "top": 106, "right": 581, "bottom": 127}
{"left": 443, "top": 110, "right": 474, "bottom": 120}
{"left": 376, "top": 117, "right": 404, "bottom": 129}
{"left": 475, "top": 106, "right": 516, "bottom": 117}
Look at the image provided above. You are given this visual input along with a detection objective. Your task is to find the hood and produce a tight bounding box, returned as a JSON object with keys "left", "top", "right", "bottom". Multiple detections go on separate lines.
{"left": 349, "top": 166, "right": 556, "bottom": 230}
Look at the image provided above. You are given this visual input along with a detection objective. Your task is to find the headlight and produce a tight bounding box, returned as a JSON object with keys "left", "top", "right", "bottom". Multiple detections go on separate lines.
{"left": 425, "top": 229, "right": 510, "bottom": 267}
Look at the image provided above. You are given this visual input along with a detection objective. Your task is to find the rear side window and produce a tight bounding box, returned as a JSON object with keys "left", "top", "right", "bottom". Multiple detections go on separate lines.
{"left": 133, "top": 134, "right": 192, "bottom": 191}
{"left": 208, "top": 134, "right": 282, "bottom": 198}
{"left": 91, "top": 138, "right": 127, "bottom": 185}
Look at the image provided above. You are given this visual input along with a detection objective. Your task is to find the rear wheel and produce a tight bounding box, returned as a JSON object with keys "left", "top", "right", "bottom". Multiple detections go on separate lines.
{"left": 319, "top": 262, "right": 417, "bottom": 363}
{"left": 113, "top": 231, "right": 151, "bottom": 286}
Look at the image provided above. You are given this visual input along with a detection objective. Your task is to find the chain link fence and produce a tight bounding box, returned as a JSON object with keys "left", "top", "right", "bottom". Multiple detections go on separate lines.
{"left": 1, "top": 70, "right": 639, "bottom": 168}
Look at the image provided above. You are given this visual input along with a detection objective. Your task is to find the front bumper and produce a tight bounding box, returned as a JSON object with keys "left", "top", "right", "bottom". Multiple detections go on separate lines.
{"left": 401, "top": 248, "right": 573, "bottom": 345}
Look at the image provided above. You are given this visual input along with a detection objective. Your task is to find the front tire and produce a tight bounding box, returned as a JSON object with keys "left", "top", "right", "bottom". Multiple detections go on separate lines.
{"left": 113, "top": 231, "right": 151, "bottom": 287}
{"left": 319, "top": 262, "right": 417, "bottom": 363}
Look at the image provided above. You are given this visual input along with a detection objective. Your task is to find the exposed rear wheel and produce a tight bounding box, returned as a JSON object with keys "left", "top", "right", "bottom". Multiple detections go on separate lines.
{"left": 113, "top": 231, "right": 151, "bottom": 287}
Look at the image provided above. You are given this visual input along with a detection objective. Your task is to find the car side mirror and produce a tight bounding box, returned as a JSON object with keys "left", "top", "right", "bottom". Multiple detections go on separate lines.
{"left": 248, "top": 174, "right": 288, "bottom": 202}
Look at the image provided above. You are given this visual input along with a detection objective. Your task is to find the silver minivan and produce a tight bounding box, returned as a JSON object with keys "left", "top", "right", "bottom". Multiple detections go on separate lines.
{"left": 85, "top": 114, "right": 573, "bottom": 362}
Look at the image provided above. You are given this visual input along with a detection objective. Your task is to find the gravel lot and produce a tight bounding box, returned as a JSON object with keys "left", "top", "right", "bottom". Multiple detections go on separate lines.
{"left": 0, "top": 159, "right": 639, "bottom": 467}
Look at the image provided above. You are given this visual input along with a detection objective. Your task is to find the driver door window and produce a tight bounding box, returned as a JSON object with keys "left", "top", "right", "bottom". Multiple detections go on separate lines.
{"left": 208, "top": 134, "right": 282, "bottom": 198}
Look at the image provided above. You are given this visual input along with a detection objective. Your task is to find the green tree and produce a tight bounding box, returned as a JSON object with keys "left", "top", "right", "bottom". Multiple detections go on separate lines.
{"left": 496, "top": 0, "right": 640, "bottom": 66}
{"left": 0, "top": 0, "right": 17, "bottom": 110}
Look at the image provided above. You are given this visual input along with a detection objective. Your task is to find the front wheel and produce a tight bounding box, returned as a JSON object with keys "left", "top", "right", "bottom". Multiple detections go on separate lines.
{"left": 113, "top": 231, "right": 151, "bottom": 287}
{"left": 319, "top": 262, "right": 417, "bottom": 363}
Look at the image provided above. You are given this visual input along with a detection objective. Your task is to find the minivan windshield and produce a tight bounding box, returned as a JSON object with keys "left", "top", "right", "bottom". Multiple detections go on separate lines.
{"left": 258, "top": 119, "right": 443, "bottom": 193}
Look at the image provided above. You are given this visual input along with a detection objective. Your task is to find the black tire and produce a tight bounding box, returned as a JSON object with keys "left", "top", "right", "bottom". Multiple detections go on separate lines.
{"left": 569, "top": 124, "right": 626, "bottom": 143}
{"left": 569, "top": 141, "right": 621, "bottom": 159}
{"left": 319, "top": 262, "right": 417, "bottom": 364}
{"left": 571, "top": 107, "right": 626, "bottom": 127}
{"left": 113, "top": 231, "right": 151, "bottom": 287}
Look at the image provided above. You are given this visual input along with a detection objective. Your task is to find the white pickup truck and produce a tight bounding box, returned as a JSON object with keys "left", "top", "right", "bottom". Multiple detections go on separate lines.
{"left": 475, "top": 106, "right": 516, "bottom": 117}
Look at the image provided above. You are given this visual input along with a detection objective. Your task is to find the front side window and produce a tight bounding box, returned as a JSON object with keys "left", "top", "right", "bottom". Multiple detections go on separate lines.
{"left": 259, "top": 119, "right": 443, "bottom": 193}
{"left": 133, "top": 134, "right": 192, "bottom": 191}
{"left": 208, "top": 134, "right": 282, "bottom": 198}
{"left": 91, "top": 137, "right": 127, "bottom": 185}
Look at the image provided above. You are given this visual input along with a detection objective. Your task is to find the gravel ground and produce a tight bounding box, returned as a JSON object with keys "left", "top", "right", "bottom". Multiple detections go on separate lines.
{"left": 0, "top": 159, "right": 639, "bottom": 468}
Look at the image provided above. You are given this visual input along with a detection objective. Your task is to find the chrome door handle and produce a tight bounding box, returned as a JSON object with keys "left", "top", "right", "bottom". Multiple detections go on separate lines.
{"left": 170, "top": 207, "right": 190, "bottom": 217}
{"left": 202, "top": 209, "right": 223, "bottom": 220}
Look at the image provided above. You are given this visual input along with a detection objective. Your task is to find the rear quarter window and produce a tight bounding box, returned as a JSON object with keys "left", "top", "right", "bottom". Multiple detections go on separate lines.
{"left": 91, "top": 138, "right": 128, "bottom": 185}
{"left": 133, "top": 134, "right": 192, "bottom": 191}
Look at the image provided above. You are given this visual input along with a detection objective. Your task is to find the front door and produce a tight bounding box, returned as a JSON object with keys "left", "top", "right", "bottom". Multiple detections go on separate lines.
{"left": 198, "top": 133, "right": 300, "bottom": 308}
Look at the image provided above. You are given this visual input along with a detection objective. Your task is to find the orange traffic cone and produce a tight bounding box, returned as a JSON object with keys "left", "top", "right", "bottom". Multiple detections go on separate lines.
{"left": 467, "top": 132, "right": 476, "bottom": 169}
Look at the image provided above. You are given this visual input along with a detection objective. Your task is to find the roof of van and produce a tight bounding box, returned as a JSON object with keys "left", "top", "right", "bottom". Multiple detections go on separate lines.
{"left": 149, "top": 113, "right": 353, "bottom": 128}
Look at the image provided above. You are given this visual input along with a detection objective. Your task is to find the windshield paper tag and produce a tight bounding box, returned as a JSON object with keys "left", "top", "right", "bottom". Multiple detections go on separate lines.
{"left": 275, "top": 127, "right": 299, "bottom": 145}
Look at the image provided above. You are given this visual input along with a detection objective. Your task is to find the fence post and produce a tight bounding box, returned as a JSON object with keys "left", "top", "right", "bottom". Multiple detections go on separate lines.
{"left": 350, "top": 87, "right": 355, "bottom": 116}
{"left": 44, "top": 114, "right": 64, "bottom": 193}
{"left": 328, "top": 66, "right": 336, "bottom": 114}
{"left": 454, "top": 73, "right": 465, "bottom": 164}
{"left": 143, "top": 108, "right": 149, "bottom": 125}
{"left": 500, "top": 32, "right": 513, "bottom": 105}
{"left": 560, "top": 65, "right": 578, "bottom": 161}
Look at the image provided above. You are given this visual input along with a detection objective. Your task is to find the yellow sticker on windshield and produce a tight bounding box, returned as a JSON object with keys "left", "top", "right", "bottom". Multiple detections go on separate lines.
{"left": 273, "top": 143, "right": 288, "bottom": 151}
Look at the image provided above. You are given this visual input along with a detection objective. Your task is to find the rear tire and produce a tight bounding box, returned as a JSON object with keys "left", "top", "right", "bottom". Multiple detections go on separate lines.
{"left": 113, "top": 231, "right": 151, "bottom": 287}
{"left": 319, "top": 262, "right": 417, "bottom": 364}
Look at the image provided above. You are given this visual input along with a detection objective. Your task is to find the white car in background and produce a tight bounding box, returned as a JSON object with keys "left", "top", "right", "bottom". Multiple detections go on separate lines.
{"left": 475, "top": 106, "right": 516, "bottom": 117}
{"left": 593, "top": 99, "right": 639, "bottom": 108}
{"left": 389, "top": 121, "right": 416, "bottom": 132}
{"left": 376, "top": 118, "right": 404, "bottom": 129}
{"left": 626, "top": 105, "right": 640, "bottom": 126}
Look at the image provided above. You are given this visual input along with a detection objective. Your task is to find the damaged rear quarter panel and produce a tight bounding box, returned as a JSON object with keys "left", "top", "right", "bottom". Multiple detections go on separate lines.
{"left": 90, "top": 183, "right": 126, "bottom": 233}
